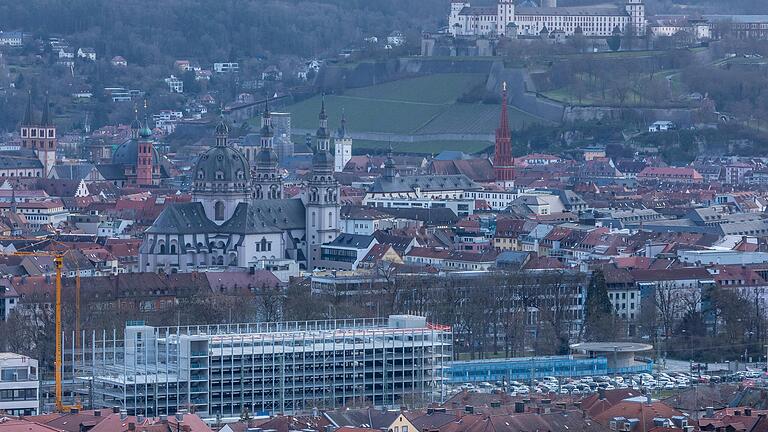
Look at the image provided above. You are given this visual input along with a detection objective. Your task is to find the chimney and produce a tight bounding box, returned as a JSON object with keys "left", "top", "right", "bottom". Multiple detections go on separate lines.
{"left": 120, "top": 410, "right": 128, "bottom": 421}
{"left": 598, "top": 388, "right": 606, "bottom": 400}
{"left": 94, "top": 410, "right": 101, "bottom": 417}
{"left": 112, "top": 406, "right": 120, "bottom": 414}
{"left": 175, "top": 413, "right": 184, "bottom": 422}
{"left": 137, "top": 415, "right": 145, "bottom": 423}
{"left": 735, "top": 410, "right": 742, "bottom": 416}
{"left": 706, "top": 407, "right": 714, "bottom": 417}
{"left": 128, "top": 422, "right": 135, "bottom": 431}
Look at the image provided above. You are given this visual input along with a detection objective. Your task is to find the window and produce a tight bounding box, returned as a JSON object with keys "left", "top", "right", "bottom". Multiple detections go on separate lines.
{"left": 215, "top": 201, "right": 225, "bottom": 221}
{"left": 328, "top": 212, "right": 333, "bottom": 228}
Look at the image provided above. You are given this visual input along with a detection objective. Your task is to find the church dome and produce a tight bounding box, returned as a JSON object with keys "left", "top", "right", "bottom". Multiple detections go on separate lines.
{"left": 112, "top": 139, "right": 161, "bottom": 166}
{"left": 312, "top": 150, "right": 334, "bottom": 173}
{"left": 215, "top": 118, "right": 229, "bottom": 136}
{"left": 192, "top": 144, "right": 251, "bottom": 192}
{"left": 256, "top": 147, "right": 278, "bottom": 167}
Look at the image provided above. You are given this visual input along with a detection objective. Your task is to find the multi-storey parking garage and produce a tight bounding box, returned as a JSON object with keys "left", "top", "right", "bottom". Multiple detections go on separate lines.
{"left": 80, "top": 315, "right": 451, "bottom": 416}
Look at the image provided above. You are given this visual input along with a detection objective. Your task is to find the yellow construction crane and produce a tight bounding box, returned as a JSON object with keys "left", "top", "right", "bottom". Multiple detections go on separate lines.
{"left": 11, "top": 249, "right": 82, "bottom": 413}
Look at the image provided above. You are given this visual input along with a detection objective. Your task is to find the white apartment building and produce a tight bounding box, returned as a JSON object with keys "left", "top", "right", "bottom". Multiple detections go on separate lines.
{"left": 363, "top": 196, "right": 476, "bottom": 218}
{"left": 0, "top": 199, "right": 69, "bottom": 228}
{"left": 165, "top": 75, "right": 183, "bottom": 93}
{"left": 213, "top": 62, "right": 239, "bottom": 73}
{"left": 449, "top": 0, "right": 646, "bottom": 38}
{"left": 0, "top": 353, "right": 39, "bottom": 416}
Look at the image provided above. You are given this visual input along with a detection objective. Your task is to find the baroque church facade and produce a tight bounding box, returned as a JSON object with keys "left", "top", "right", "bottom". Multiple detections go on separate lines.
{"left": 138, "top": 102, "right": 340, "bottom": 273}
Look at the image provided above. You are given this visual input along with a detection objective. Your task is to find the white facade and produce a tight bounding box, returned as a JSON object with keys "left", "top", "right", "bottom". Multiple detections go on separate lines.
{"left": 165, "top": 75, "right": 184, "bottom": 93}
{"left": 214, "top": 62, "right": 239, "bottom": 73}
{"left": 334, "top": 136, "right": 352, "bottom": 172}
{"left": 449, "top": 0, "right": 645, "bottom": 38}
{"left": 363, "top": 196, "right": 476, "bottom": 218}
{"left": 77, "top": 47, "right": 97, "bottom": 61}
{"left": 0, "top": 32, "right": 23, "bottom": 47}
{"left": 464, "top": 190, "right": 518, "bottom": 211}
{"left": 0, "top": 353, "right": 39, "bottom": 416}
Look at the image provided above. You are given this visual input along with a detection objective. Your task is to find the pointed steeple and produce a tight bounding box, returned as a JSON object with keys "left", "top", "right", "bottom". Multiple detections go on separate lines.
{"left": 23, "top": 91, "right": 34, "bottom": 126}
{"left": 337, "top": 109, "right": 348, "bottom": 139}
{"left": 260, "top": 98, "right": 273, "bottom": 141}
{"left": 139, "top": 100, "right": 153, "bottom": 139}
{"left": 130, "top": 104, "right": 141, "bottom": 140}
{"left": 499, "top": 82, "right": 509, "bottom": 137}
{"left": 384, "top": 144, "right": 396, "bottom": 181}
{"left": 312, "top": 97, "right": 333, "bottom": 173}
{"left": 41, "top": 92, "right": 51, "bottom": 126}
{"left": 494, "top": 82, "right": 514, "bottom": 184}
{"left": 316, "top": 94, "right": 330, "bottom": 149}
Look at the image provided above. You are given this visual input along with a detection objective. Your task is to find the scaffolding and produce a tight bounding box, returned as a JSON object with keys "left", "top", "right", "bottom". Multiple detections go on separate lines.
{"left": 74, "top": 315, "right": 452, "bottom": 416}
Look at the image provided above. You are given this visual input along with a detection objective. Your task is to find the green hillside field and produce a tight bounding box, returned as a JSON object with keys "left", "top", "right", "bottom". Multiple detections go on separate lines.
{"left": 262, "top": 73, "right": 549, "bottom": 154}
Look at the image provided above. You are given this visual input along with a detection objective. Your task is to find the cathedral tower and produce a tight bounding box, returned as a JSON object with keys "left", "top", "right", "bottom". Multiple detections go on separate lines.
{"left": 497, "top": 0, "right": 516, "bottom": 35}
{"left": 334, "top": 111, "right": 352, "bottom": 172}
{"left": 20, "top": 92, "right": 57, "bottom": 177}
{"left": 136, "top": 117, "right": 154, "bottom": 186}
{"left": 305, "top": 97, "right": 341, "bottom": 269}
{"left": 494, "top": 82, "right": 515, "bottom": 187}
{"left": 254, "top": 99, "right": 283, "bottom": 200}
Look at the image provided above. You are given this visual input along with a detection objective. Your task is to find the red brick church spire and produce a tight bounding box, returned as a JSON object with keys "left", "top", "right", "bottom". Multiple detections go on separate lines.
{"left": 494, "top": 82, "right": 514, "bottom": 186}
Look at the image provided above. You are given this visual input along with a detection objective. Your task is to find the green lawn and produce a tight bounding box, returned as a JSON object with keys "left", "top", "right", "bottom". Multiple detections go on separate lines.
{"left": 271, "top": 73, "right": 548, "bottom": 155}
{"left": 279, "top": 74, "right": 490, "bottom": 134}
{"left": 345, "top": 73, "right": 486, "bottom": 104}
{"left": 352, "top": 139, "right": 493, "bottom": 155}
{"left": 292, "top": 135, "right": 492, "bottom": 155}
{"left": 284, "top": 94, "right": 445, "bottom": 134}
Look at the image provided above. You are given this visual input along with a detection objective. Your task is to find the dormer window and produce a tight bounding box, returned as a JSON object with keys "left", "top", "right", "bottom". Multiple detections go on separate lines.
{"left": 215, "top": 170, "right": 224, "bottom": 180}
{"left": 197, "top": 170, "right": 204, "bottom": 180}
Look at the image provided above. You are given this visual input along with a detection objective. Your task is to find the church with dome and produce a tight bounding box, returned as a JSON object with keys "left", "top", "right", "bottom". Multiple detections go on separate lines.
{"left": 97, "top": 114, "right": 169, "bottom": 187}
{"left": 138, "top": 101, "right": 341, "bottom": 273}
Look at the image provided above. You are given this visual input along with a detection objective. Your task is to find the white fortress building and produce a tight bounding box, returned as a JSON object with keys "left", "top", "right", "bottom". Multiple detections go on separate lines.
{"left": 449, "top": 0, "right": 646, "bottom": 38}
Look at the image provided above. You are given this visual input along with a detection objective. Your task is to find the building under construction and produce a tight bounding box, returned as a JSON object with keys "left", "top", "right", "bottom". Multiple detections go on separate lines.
{"left": 77, "top": 315, "right": 451, "bottom": 417}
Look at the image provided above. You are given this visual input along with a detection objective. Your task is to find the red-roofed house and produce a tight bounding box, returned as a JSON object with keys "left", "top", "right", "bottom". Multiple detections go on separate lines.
{"left": 637, "top": 167, "right": 703, "bottom": 184}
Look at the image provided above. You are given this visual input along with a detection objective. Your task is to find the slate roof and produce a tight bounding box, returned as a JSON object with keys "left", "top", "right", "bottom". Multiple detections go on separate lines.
{"left": 517, "top": 5, "right": 628, "bottom": 16}
{"left": 369, "top": 174, "right": 480, "bottom": 193}
{"left": 373, "top": 231, "right": 414, "bottom": 255}
{"left": 0, "top": 150, "right": 44, "bottom": 170}
{"left": 429, "top": 159, "right": 496, "bottom": 183}
{"left": 222, "top": 199, "right": 306, "bottom": 234}
{"left": 325, "top": 233, "right": 376, "bottom": 249}
{"left": 145, "top": 202, "right": 219, "bottom": 234}
{"left": 51, "top": 163, "right": 98, "bottom": 181}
